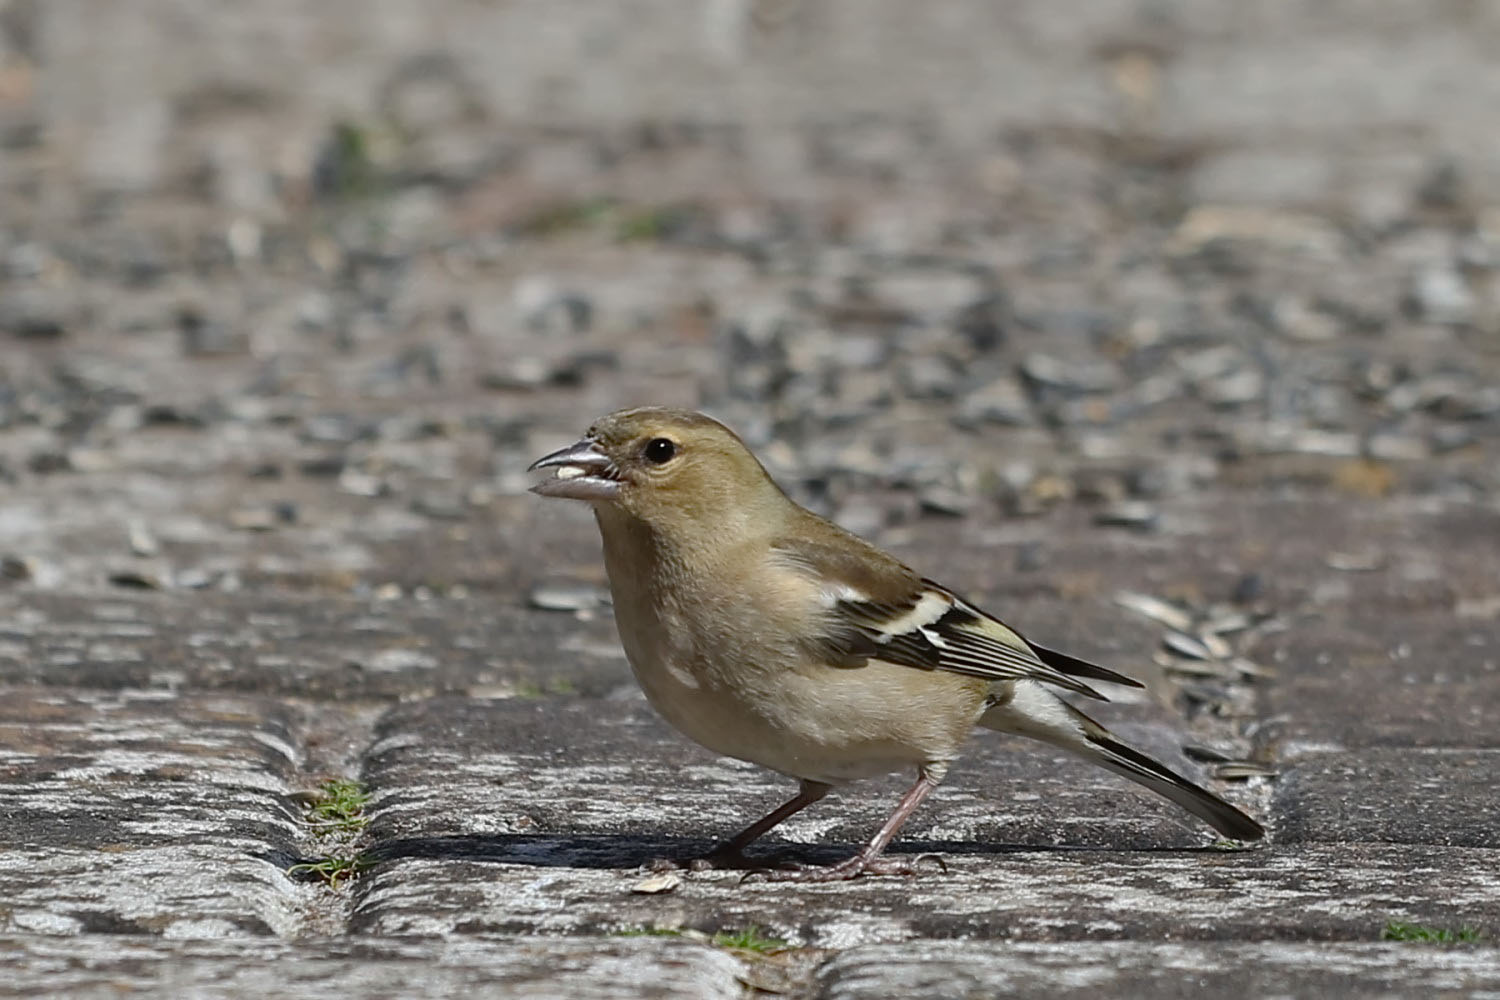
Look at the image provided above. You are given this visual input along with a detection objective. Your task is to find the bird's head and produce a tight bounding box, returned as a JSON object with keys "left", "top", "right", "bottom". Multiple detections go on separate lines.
{"left": 528, "top": 407, "right": 784, "bottom": 533}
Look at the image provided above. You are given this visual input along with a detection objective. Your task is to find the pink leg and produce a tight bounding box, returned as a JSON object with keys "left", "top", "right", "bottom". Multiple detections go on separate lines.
{"left": 752, "top": 770, "right": 945, "bottom": 882}
{"left": 652, "top": 781, "right": 832, "bottom": 871}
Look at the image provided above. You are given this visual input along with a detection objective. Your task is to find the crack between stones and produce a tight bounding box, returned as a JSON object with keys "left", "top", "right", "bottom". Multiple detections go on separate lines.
{"left": 281, "top": 699, "right": 387, "bottom": 939}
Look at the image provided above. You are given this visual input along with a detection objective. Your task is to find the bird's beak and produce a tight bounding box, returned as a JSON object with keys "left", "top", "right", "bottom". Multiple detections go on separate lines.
{"left": 527, "top": 438, "right": 622, "bottom": 501}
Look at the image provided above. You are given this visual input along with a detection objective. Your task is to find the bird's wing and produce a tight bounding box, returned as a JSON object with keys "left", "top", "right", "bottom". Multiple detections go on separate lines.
{"left": 772, "top": 535, "right": 1142, "bottom": 701}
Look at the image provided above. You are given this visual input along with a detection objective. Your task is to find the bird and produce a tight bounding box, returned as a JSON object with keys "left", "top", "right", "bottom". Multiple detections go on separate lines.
{"left": 528, "top": 406, "right": 1264, "bottom": 880}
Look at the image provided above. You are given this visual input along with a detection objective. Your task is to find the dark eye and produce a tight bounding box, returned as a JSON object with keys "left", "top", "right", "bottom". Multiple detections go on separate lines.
{"left": 643, "top": 438, "right": 676, "bottom": 464}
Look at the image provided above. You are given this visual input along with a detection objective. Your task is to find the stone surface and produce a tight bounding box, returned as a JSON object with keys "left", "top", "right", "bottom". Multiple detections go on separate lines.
{"left": 0, "top": 935, "right": 748, "bottom": 999}
{"left": 0, "top": 691, "right": 309, "bottom": 938}
{"left": 349, "top": 845, "right": 1500, "bottom": 945}
{"left": 1265, "top": 614, "right": 1500, "bottom": 751}
{"left": 1275, "top": 749, "right": 1500, "bottom": 848}
{"left": 1, "top": 492, "right": 1495, "bottom": 991}
{"left": 818, "top": 942, "right": 1500, "bottom": 999}
{"left": 0, "top": 591, "right": 625, "bottom": 699}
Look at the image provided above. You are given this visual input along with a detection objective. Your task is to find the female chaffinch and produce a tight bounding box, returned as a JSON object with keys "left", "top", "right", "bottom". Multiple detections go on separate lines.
{"left": 530, "top": 406, "right": 1263, "bottom": 880}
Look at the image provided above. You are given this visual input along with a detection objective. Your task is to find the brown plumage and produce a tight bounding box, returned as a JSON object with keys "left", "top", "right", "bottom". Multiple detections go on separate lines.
{"left": 529, "top": 406, "right": 1264, "bottom": 880}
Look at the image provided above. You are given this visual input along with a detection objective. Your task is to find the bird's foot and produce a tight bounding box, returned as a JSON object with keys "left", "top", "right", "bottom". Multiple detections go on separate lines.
{"left": 742, "top": 852, "right": 947, "bottom": 883}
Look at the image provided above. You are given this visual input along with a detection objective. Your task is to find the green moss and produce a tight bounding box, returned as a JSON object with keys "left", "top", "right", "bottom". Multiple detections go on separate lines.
{"left": 1382, "top": 921, "right": 1482, "bottom": 943}
{"left": 513, "top": 197, "right": 683, "bottom": 242}
{"left": 321, "top": 121, "right": 382, "bottom": 202}
{"left": 287, "top": 777, "right": 373, "bottom": 890}
{"left": 519, "top": 197, "right": 617, "bottom": 236}
{"left": 711, "top": 925, "right": 788, "bottom": 954}
{"left": 614, "top": 924, "right": 791, "bottom": 954}
{"left": 305, "top": 778, "right": 371, "bottom": 832}
{"left": 511, "top": 678, "right": 579, "bottom": 698}
{"left": 513, "top": 680, "right": 545, "bottom": 699}
{"left": 614, "top": 205, "right": 678, "bottom": 242}
{"left": 287, "top": 854, "right": 370, "bottom": 889}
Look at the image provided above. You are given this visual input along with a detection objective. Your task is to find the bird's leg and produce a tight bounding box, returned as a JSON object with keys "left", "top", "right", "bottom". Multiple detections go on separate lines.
{"left": 650, "top": 781, "right": 832, "bottom": 871}
{"left": 704, "top": 780, "right": 833, "bottom": 863}
{"left": 749, "top": 770, "right": 943, "bottom": 882}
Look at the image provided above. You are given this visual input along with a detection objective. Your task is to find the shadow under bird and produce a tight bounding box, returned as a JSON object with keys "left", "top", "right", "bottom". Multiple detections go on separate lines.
{"left": 528, "top": 406, "right": 1264, "bottom": 881}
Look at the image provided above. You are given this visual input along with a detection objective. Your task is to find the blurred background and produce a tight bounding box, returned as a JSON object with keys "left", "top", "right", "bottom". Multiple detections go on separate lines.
{"left": 1, "top": 0, "right": 1498, "bottom": 607}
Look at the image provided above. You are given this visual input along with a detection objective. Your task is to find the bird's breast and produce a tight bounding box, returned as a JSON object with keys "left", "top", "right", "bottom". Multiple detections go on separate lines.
{"left": 594, "top": 519, "right": 984, "bottom": 782}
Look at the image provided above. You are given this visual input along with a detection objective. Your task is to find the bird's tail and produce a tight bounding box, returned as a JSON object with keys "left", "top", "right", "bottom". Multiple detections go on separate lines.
{"left": 979, "top": 680, "right": 1265, "bottom": 841}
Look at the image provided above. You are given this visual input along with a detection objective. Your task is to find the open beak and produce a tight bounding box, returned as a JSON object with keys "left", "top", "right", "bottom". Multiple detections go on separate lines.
{"left": 527, "top": 438, "right": 622, "bottom": 501}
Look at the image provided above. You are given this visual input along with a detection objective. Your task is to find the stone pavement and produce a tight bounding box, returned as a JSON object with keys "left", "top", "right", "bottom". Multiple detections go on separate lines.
{"left": 3, "top": 1, "right": 1500, "bottom": 996}
{"left": 3, "top": 495, "right": 1497, "bottom": 996}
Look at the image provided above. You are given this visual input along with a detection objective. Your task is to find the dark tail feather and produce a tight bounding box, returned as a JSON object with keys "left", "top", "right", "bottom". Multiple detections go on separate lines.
{"left": 1031, "top": 643, "right": 1146, "bottom": 690}
{"left": 981, "top": 684, "right": 1266, "bottom": 841}
{"left": 1084, "top": 732, "right": 1265, "bottom": 841}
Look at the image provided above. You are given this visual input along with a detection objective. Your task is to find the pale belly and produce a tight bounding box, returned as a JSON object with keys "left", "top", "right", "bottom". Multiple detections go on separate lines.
{"left": 623, "top": 641, "right": 986, "bottom": 785}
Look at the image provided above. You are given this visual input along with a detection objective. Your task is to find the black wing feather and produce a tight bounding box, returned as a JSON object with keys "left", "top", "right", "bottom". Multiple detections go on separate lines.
{"left": 772, "top": 535, "right": 1142, "bottom": 699}
{"left": 1030, "top": 642, "right": 1145, "bottom": 690}
{"left": 828, "top": 590, "right": 1114, "bottom": 700}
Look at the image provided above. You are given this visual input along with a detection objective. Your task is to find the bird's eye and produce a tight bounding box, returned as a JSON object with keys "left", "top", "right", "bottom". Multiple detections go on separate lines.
{"left": 643, "top": 437, "right": 676, "bottom": 464}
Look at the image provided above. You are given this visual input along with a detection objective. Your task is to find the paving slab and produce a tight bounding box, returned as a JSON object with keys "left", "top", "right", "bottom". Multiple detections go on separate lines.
{"left": 344, "top": 699, "right": 1500, "bottom": 945}
{"left": 0, "top": 690, "right": 311, "bottom": 938}
{"left": 816, "top": 942, "right": 1500, "bottom": 1000}
{"left": 348, "top": 845, "right": 1500, "bottom": 945}
{"left": 1265, "top": 613, "right": 1500, "bottom": 752}
{"left": 0, "top": 934, "right": 747, "bottom": 1000}
{"left": 0, "top": 590, "right": 624, "bottom": 699}
{"left": 1275, "top": 749, "right": 1500, "bottom": 848}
